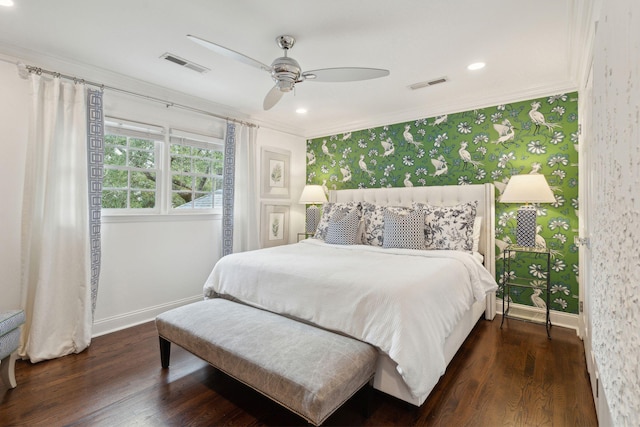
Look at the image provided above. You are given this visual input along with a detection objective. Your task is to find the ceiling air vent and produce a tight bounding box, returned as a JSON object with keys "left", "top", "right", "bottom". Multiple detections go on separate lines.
{"left": 409, "top": 77, "right": 448, "bottom": 90}
{"left": 160, "top": 53, "right": 210, "bottom": 74}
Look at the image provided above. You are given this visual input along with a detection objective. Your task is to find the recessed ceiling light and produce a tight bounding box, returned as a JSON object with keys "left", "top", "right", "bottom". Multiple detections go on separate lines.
{"left": 467, "top": 62, "right": 486, "bottom": 71}
{"left": 296, "top": 108, "right": 307, "bottom": 114}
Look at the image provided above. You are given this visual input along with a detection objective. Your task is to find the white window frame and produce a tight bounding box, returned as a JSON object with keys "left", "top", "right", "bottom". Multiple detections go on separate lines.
{"left": 102, "top": 118, "right": 164, "bottom": 215}
{"left": 101, "top": 118, "right": 224, "bottom": 218}
{"left": 166, "top": 129, "right": 224, "bottom": 214}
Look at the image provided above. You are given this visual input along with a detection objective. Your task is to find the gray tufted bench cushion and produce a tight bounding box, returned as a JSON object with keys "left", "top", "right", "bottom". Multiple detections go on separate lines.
{"left": 1, "top": 309, "right": 25, "bottom": 389}
{"left": 156, "top": 299, "right": 377, "bottom": 425}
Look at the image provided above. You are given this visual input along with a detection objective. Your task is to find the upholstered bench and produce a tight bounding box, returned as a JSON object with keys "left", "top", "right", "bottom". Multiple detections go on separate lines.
{"left": 0, "top": 310, "right": 25, "bottom": 389}
{"left": 156, "top": 299, "right": 377, "bottom": 426}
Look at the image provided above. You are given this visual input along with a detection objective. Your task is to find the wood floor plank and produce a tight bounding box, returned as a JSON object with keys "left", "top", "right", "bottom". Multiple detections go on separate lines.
{"left": 0, "top": 315, "right": 597, "bottom": 426}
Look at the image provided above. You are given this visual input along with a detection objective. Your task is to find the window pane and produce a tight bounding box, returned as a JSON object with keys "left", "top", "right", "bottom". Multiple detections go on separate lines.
{"left": 105, "top": 145, "right": 126, "bottom": 166}
{"left": 194, "top": 176, "right": 213, "bottom": 192}
{"left": 130, "top": 190, "right": 156, "bottom": 208}
{"left": 103, "top": 130, "right": 159, "bottom": 211}
{"left": 171, "top": 174, "right": 193, "bottom": 191}
{"left": 194, "top": 158, "right": 212, "bottom": 174}
{"left": 102, "top": 190, "right": 127, "bottom": 209}
{"left": 170, "top": 144, "right": 191, "bottom": 156}
{"left": 103, "top": 168, "right": 128, "bottom": 188}
{"left": 192, "top": 192, "right": 213, "bottom": 209}
{"left": 131, "top": 171, "right": 156, "bottom": 189}
{"left": 105, "top": 134, "right": 126, "bottom": 145}
{"left": 128, "top": 148, "right": 155, "bottom": 168}
{"left": 213, "top": 189, "right": 223, "bottom": 208}
{"left": 129, "top": 138, "right": 155, "bottom": 150}
{"left": 172, "top": 192, "right": 192, "bottom": 209}
{"left": 212, "top": 151, "right": 224, "bottom": 174}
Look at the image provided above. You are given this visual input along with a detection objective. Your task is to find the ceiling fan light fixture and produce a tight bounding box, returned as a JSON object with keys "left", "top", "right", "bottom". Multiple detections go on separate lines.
{"left": 276, "top": 79, "right": 295, "bottom": 92}
{"left": 296, "top": 108, "right": 308, "bottom": 114}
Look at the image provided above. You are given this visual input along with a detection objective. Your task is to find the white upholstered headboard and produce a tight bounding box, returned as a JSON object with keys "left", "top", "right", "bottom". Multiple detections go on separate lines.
{"left": 329, "top": 184, "right": 496, "bottom": 278}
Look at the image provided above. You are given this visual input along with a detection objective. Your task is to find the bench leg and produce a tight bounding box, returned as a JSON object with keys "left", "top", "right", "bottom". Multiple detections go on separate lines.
{"left": 1, "top": 352, "right": 18, "bottom": 389}
{"left": 159, "top": 337, "right": 171, "bottom": 368}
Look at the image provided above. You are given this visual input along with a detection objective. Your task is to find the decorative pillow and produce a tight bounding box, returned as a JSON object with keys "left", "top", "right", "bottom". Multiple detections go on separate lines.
{"left": 325, "top": 208, "right": 361, "bottom": 245}
{"left": 361, "top": 202, "right": 413, "bottom": 246}
{"left": 413, "top": 201, "right": 478, "bottom": 251}
{"left": 382, "top": 208, "right": 426, "bottom": 250}
{"left": 314, "top": 202, "right": 359, "bottom": 240}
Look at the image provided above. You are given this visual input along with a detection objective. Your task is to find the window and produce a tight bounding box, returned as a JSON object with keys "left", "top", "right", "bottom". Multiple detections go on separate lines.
{"left": 169, "top": 131, "right": 224, "bottom": 211}
{"left": 102, "top": 118, "right": 223, "bottom": 215}
{"left": 103, "top": 120, "right": 163, "bottom": 211}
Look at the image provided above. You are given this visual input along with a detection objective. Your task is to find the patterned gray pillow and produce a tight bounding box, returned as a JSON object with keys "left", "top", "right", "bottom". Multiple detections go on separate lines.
{"left": 325, "top": 208, "right": 361, "bottom": 245}
{"left": 361, "top": 202, "right": 413, "bottom": 246}
{"left": 413, "top": 201, "right": 478, "bottom": 251}
{"left": 314, "top": 202, "right": 358, "bottom": 240}
{"left": 382, "top": 208, "right": 426, "bottom": 250}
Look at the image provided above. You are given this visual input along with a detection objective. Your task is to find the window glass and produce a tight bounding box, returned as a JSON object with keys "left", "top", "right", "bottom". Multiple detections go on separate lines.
{"left": 169, "top": 135, "right": 223, "bottom": 211}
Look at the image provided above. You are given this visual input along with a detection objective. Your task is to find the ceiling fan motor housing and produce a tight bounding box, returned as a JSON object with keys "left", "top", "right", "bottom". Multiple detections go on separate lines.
{"left": 270, "top": 56, "right": 301, "bottom": 91}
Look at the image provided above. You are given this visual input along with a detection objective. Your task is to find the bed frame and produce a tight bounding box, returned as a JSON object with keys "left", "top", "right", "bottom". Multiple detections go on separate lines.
{"left": 330, "top": 183, "right": 496, "bottom": 406}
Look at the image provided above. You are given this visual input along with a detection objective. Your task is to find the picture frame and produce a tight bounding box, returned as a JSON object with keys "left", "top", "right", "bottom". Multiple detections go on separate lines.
{"left": 261, "top": 147, "right": 290, "bottom": 199}
{"left": 261, "top": 202, "right": 290, "bottom": 248}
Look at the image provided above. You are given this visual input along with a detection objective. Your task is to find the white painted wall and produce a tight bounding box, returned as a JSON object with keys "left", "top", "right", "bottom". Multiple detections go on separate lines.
{"left": 256, "top": 126, "right": 307, "bottom": 244}
{"left": 0, "top": 59, "right": 29, "bottom": 312}
{"left": 586, "top": 0, "right": 640, "bottom": 424}
{"left": 0, "top": 53, "right": 306, "bottom": 337}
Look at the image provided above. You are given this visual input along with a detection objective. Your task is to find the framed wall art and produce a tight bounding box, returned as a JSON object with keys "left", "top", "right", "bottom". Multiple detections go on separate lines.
{"left": 261, "top": 147, "right": 290, "bottom": 199}
{"left": 260, "top": 202, "right": 290, "bottom": 248}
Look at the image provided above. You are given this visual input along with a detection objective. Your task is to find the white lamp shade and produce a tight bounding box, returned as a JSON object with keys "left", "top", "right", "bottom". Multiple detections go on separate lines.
{"left": 499, "top": 174, "right": 555, "bottom": 204}
{"left": 299, "top": 185, "right": 327, "bottom": 204}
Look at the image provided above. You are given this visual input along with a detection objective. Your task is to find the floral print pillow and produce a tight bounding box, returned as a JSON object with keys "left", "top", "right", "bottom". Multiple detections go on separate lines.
{"left": 413, "top": 201, "right": 478, "bottom": 252}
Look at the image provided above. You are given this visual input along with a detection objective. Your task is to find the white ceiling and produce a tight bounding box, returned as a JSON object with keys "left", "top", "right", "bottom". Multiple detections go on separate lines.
{"left": 0, "top": 1, "right": 592, "bottom": 138}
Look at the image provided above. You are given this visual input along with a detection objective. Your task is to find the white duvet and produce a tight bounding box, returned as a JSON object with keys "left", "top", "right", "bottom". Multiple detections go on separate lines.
{"left": 203, "top": 239, "right": 498, "bottom": 401}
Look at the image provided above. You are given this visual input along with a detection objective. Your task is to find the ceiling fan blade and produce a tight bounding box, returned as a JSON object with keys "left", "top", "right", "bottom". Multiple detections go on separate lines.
{"left": 187, "top": 34, "right": 271, "bottom": 72}
{"left": 303, "top": 67, "right": 390, "bottom": 82}
{"left": 263, "top": 86, "right": 284, "bottom": 110}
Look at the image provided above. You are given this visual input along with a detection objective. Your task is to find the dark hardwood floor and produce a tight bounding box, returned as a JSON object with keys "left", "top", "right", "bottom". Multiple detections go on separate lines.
{"left": 0, "top": 315, "right": 597, "bottom": 426}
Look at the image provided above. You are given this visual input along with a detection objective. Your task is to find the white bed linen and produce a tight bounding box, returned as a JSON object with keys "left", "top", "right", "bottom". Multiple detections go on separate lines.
{"left": 203, "top": 239, "right": 498, "bottom": 400}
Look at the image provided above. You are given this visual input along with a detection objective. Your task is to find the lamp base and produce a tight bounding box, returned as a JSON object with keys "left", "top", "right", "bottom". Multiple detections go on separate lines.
{"left": 305, "top": 205, "right": 320, "bottom": 234}
{"left": 516, "top": 205, "right": 537, "bottom": 247}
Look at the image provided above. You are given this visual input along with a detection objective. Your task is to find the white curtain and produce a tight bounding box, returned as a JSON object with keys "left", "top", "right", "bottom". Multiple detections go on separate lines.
{"left": 232, "top": 124, "right": 260, "bottom": 252}
{"left": 20, "top": 75, "right": 93, "bottom": 363}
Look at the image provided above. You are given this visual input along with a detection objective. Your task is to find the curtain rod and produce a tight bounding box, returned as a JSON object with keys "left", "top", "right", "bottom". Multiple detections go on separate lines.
{"left": 6, "top": 58, "right": 257, "bottom": 128}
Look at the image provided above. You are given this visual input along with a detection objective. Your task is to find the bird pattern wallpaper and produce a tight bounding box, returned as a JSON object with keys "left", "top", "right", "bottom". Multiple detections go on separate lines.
{"left": 306, "top": 92, "right": 579, "bottom": 314}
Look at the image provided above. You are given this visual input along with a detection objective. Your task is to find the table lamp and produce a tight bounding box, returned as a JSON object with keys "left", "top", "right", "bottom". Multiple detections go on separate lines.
{"left": 499, "top": 174, "right": 555, "bottom": 247}
{"left": 299, "top": 185, "right": 328, "bottom": 234}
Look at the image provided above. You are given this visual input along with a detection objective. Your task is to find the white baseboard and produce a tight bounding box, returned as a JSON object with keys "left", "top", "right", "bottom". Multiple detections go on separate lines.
{"left": 495, "top": 298, "right": 579, "bottom": 333}
{"left": 92, "top": 295, "right": 203, "bottom": 338}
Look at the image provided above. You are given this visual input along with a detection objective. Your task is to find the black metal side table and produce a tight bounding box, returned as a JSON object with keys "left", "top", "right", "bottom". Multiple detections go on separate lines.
{"left": 500, "top": 244, "right": 552, "bottom": 338}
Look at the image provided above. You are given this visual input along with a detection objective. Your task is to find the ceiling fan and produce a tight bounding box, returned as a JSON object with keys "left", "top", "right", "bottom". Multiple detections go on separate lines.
{"left": 187, "top": 34, "right": 390, "bottom": 110}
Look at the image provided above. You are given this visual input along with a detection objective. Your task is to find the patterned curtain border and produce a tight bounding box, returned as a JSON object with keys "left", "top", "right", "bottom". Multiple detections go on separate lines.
{"left": 87, "top": 89, "right": 104, "bottom": 315}
{"left": 222, "top": 122, "right": 236, "bottom": 256}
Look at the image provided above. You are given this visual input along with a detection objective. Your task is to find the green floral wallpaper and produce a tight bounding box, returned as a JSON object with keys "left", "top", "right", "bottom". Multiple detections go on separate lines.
{"left": 306, "top": 92, "right": 579, "bottom": 314}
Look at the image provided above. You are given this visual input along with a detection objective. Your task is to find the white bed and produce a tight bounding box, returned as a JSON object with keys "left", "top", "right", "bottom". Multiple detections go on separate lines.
{"left": 204, "top": 184, "right": 497, "bottom": 406}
